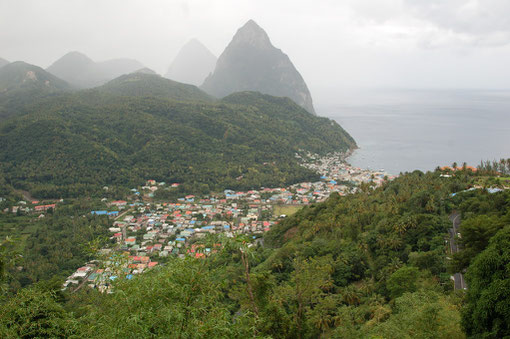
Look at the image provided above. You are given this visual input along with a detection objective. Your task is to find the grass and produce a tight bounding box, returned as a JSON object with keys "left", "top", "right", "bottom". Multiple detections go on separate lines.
{"left": 473, "top": 176, "right": 510, "bottom": 186}
{"left": 273, "top": 205, "right": 303, "bottom": 217}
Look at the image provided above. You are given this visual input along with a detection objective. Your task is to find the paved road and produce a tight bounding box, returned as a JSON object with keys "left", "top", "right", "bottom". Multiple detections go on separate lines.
{"left": 449, "top": 212, "right": 467, "bottom": 290}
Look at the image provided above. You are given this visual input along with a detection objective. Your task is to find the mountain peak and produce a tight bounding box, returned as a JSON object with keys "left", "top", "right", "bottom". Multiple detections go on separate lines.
{"left": 134, "top": 67, "right": 157, "bottom": 75}
{"left": 231, "top": 19, "right": 271, "bottom": 49}
{"left": 46, "top": 52, "right": 144, "bottom": 89}
{"left": 0, "top": 61, "right": 71, "bottom": 95}
{"left": 165, "top": 39, "right": 217, "bottom": 86}
{"left": 201, "top": 20, "right": 316, "bottom": 114}
{"left": 52, "top": 51, "right": 94, "bottom": 66}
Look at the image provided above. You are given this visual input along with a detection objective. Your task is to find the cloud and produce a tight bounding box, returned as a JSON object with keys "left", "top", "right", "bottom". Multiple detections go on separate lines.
{"left": 404, "top": 0, "right": 510, "bottom": 47}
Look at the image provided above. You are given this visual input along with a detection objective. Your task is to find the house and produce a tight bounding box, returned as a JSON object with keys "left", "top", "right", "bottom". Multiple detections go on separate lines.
{"left": 125, "top": 237, "right": 136, "bottom": 246}
{"left": 111, "top": 200, "right": 127, "bottom": 208}
{"left": 35, "top": 204, "right": 56, "bottom": 212}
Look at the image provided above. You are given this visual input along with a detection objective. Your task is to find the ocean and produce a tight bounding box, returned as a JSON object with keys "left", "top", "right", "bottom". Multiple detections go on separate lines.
{"left": 320, "top": 89, "right": 510, "bottom": 175}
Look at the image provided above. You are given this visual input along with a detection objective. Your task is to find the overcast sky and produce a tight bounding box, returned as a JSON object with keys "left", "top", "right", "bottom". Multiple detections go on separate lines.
{"left": 3, "top": 0, "right": 510, "bottom": 99}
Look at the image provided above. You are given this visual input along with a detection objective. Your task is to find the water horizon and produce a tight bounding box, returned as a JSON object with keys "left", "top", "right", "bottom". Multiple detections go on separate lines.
{"left": 319, "top": 88, "right": 510, "bottom": 175}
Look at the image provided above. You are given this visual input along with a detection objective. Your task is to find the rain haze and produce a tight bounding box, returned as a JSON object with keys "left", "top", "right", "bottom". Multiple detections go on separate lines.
{"left": 3, "top": 0, "right": 510, "bottom": 96}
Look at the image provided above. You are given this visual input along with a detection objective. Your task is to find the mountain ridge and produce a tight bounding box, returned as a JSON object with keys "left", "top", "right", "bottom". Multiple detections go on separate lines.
{"left": 99, "top": 72, "right": 213, "bottom": 102}
{"left": 0, "top": 61, "right": 72, "bottom": 120}
{"left": 0, "top": 90, "right": 354, "bottom": 198}
{"left": 0, "top": 58, "right": 9, "bottom": 68}
{"left": 47, "top": 51, "right": 144, "bottom": 89}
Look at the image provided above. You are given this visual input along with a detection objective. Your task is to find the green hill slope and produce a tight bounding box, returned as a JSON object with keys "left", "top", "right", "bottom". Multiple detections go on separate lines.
{"left": 99, "top": 72, "right": 213, "bottom": 102}
{"left": 0, "top": 61, "right": 72, "bottom": 120}
{"left": 0, "top": 61, "right": 71, "bottom": 93}
{"left": 5, "top": 169, "right": 505, "bottom": 338}
{"left": 0, "top": 91, "right": 355, "bottom": 198}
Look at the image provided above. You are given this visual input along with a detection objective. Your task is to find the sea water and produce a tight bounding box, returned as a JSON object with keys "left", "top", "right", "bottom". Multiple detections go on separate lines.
{"left": 320, "top": 89, "right": 510, "bottom": 175}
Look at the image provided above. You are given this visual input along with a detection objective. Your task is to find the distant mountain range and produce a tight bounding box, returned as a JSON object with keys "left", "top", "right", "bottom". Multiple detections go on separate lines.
{"left": 0, "top": 58, "right": 9, "bottom": 68}
{"left": 201, "top": 20, "right": 316, "bottom": 114}
{"left": 46, "top": 51, "right": 144, "bottom": 88}
{"left": 165, "top": 39, "right": 217, "bottom": 86}
{"left": 0, "top": 23, "right": 355, "bottom": 198}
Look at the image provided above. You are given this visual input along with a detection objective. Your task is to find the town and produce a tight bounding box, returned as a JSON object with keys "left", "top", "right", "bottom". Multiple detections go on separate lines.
{"left": 2, "top": 153, "right": 393, "bottom": 292}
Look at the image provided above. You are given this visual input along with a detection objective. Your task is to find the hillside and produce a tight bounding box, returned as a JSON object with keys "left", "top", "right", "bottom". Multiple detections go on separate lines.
{"left": 165, "top": 39, "right": 217, "bottom": 86}
{"left": 2, "top": 169, "right": 508, "bottom": 338}
{"left": 0, "top": 61, "right": 72, "bottom": 120}
{"left": 0, "top": 58, "right": 9, "bottom": 68}
{"left": 46, "top": 51, "right": 144, "bottom": 88}
{"left": 99, "top": 71, "right": 213, "bottom": 102}
{"left": 0, "top": 91, "right": 355, "bottom": 198}
{"left": 202, "top": 20, "right": 316, "bottom": 114}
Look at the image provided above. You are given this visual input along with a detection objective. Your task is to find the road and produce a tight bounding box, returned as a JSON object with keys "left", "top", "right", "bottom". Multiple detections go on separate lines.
{"left": 448, "top": 212, "right": 467, "bottom": 290}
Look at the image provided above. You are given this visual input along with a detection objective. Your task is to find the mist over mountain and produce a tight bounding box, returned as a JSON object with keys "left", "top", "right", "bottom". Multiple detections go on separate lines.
{"left": 201, "top": 20, "right": 316, "bottom": 114}
{"left": 165, "top": 39, "right": 217, "bottom": 86}
{"left": 0, "top": 58, "right": 9, "bottom": 68}
{"left": 46, "top": 51, "right": 144, "bottom": 88}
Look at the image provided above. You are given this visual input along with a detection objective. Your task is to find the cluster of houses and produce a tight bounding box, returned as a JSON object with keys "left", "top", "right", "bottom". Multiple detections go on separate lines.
{"left": 64, "top": 153, "right": 394, "bottom": 292}
{"left": 63, "top": 253, "right": 160, "bottom": 293}
{"left": 6, "top": 200, "right": 59, "bottom": 215}
{"left": 299, "top": 152, "right": 393, "bottom": 191}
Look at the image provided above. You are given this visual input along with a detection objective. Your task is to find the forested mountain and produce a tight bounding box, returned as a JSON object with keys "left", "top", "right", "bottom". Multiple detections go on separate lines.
{"left": 0, "top": 61, "right": 72, "bottom": 120}
{"left": 0, "top": 58, "right": 9, "bottom": 68}
{"left": 99, "top": 71, "right": 213, "bottom": 102}
{"left": 202, "top": 20, "right": 316, "bottom": 114}
{"left": 0, "top": 61, "right": 71, "bottom": 93}
{"left": 46, "top": 51, "right": 144, "bottom": 88}
{"left": 1, "top": 169, "right": 508, "bottom": 338}
{"left": 0, "top": 90, "right": 355, "bottom": 198}
{"left": 165, "top": 39, "right": 217, "bottom": 86}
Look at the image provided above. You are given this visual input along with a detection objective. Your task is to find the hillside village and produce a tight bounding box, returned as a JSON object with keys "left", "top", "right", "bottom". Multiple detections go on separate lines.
{"left": 60, "top": 153, "right": 395, "bottom": 292}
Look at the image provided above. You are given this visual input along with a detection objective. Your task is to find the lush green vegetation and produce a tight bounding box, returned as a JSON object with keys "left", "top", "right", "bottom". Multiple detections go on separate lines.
{"left": 1, "top": 169, "right": 508, "bottom": 338}
{"left": 99, "top": 72, "right": 213, "bottom": 102}
{"left": 0, "top": 201, "right": 111, "bottom": 293}
{"left": 0, "top": 61, "right": 72, "bottom": 121}
{"left": 0, "top": 90, "right": 355, "bottom": 199}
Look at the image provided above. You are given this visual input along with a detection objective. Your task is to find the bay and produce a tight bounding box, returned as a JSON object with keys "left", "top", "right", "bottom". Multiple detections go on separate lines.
{"left": 320, "top": 89, "right": 510, "bottom": 175}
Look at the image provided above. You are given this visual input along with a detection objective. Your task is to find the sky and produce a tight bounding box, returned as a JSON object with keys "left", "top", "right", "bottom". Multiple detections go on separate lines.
{"left": 2, "top": 0, "right": 510, "bottom": 101}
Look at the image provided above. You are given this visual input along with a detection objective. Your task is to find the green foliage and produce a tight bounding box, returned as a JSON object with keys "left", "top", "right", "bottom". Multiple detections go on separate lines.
{"left": 386, "top": 266, "right": 419, "bottom": 299}
{"left": 2, "top": 169, "right": 506, "bottom": 338}
{"left": 367, "top": 290, "right": 464, "bottom": 339}
{"left": 0, "top": 61, "right": 72, "bottom": 120}
{"left": 80, "top": 257, "right": 249, "bottom": 338}
{"left": 462, "top": 226, "right": 510, "bottom": 338}
{"left": 99, "top": 72, "right": 213, "bottom": 102}
{"left": 0, "top": 91, "right": 355, "bottom": 198}
{"left": 0, "top": 205, "right": 110, "bottom": 292}
{"left": 0, "top": 287, "right": 78, "bottom": 338}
